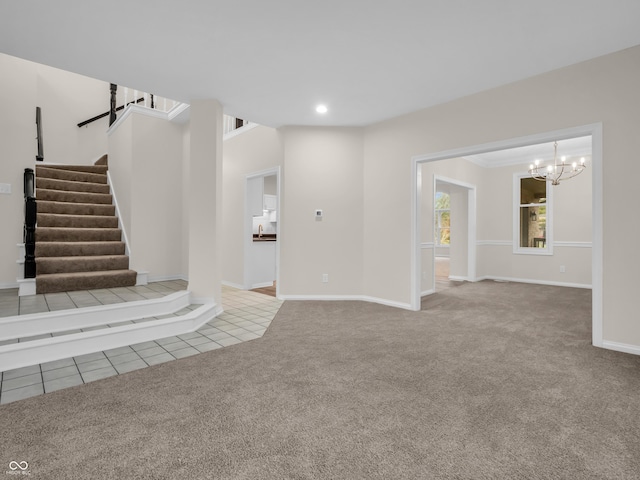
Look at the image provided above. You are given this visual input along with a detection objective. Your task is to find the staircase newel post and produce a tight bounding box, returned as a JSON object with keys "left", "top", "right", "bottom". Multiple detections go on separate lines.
{"left": 24, "top": 168, "right": 37, "bottom": 279}
{"left": 109, "top": 83, "right": 117, "bottom": 126}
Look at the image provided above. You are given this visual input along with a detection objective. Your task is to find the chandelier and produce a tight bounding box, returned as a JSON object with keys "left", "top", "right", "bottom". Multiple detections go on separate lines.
{"left": 529, "top": 141, "right": 586, "bottom": 185}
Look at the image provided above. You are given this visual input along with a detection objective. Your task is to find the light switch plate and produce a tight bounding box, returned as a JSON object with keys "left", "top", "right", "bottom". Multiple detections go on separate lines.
{"left": 0, "top": 183, "right": 11, "bottom": 194}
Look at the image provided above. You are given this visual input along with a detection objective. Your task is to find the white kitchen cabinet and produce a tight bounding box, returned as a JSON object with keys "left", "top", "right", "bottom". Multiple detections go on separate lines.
{"left": 248, "top": 177, "right": 264, "bottom": 216}
{"left": 264, "top": 194, "right": 277, "bottom": 211}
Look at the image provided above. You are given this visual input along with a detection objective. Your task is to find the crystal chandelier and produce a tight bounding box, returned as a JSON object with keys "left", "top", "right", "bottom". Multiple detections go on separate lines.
{"left": 529, "top": 141, "right": 586, "bottom": 186}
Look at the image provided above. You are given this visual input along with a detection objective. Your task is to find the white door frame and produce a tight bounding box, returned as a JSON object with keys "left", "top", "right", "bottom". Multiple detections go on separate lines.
{"left": 411, "top": 123, "right": 603, "bottom": 348}
{"left": 433, "top": 175, "right": 477, "bottom": 287}
{"left": 244, "top": 166, "right": 281, "bottom": 297}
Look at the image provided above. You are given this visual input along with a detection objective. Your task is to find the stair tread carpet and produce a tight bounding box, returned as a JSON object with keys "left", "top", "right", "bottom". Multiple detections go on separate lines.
{"left": 37, "top": 227, "right": 122, "bottom": 242}
{"left": 38, "top": 200, "right": 115, "bottom": 216}
{"left": 36, "top": 270, "right": 137, "bottom": 294}
{"left": 36, "top": 177, "right": 111, "bottom": 194}
{"left": 36, "top": 166, "right": 107, "bottom": 184}
{"left": 37, "top": 255, "right": 130, "bottom": 275}
{"left": 37, "top": 188, "right": 112, "bottom": 205}
{"left": 37, "top": 213, "right": 118, "bottom": 229}
{"left": 36, "top": 241, "right": 126, "bottom": 257}
{"left": 36, "top": 164, "right": 107, "bottom": 174}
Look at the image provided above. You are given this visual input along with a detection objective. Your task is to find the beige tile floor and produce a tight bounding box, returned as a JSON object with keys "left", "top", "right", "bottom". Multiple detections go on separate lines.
{"left": 0, "top": 282, "right": 282, "bottom": 405}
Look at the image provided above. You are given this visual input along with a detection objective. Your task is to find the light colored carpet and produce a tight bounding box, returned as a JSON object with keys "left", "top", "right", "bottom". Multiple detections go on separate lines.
{"left": 1, "top": 281, "right": 639, "bottom": 479}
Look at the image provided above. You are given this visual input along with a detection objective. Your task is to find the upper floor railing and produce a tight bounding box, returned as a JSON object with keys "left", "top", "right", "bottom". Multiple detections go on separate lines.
{"left": 78, "top": 83, "right": 254, "bottom": 137}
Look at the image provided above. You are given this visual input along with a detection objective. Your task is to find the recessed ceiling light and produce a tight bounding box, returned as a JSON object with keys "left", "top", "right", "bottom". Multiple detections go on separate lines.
{"left": 315, "top": 104, "right": 328, "bottom": 114}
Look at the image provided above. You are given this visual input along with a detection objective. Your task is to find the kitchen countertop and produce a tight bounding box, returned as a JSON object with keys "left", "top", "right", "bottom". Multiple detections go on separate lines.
{"left": 253, "top": 234, "right": 277, "bottom": 242}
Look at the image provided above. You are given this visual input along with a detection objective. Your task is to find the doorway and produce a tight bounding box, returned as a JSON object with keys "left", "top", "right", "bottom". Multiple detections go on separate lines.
{"left": 411, "top": 124, "right": 603, "bottom": 348}
{"left": 433, "top": 177, "right": 476, "bottom": 292}
{"left": 244, "top": 167, "right": 281, "bottom": 297}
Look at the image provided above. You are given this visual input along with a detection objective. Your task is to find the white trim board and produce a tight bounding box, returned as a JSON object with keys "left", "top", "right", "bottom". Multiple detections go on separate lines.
{"left": 279, "top": 294, "right": 413, "bottom": 311}
{"left": 0, "top": 301, "right": 218, "bottom": 372}
{"left": 107, "top": 171, "right": 132, "bottom": 258}
{"left": 0, "top": 291, "right": 190, "bottom": 341}
{"left": 601, "top": 341, "right": 640, "bottom": 356}
{"left": 224, "top": 122, "right": 259, "bottom": 141}
{"left": 476, "top": 276, "right": 592, "bottom": 290}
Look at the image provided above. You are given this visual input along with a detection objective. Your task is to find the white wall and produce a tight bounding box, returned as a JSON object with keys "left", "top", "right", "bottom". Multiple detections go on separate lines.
{"left": 280, "top": 127, "right": 364, "bottom": 297}
{"left": 0, "top": 54, "right": 37, "bottom": 287}
{"left": 0, "top": 53, "right": 111, "bottom": 287}
{"left": 108, "top": 111, "right": 184, "bottom": 281}
{"left": 221, "top": 126, "right": 283, "bottom": 288}
{"left": 363, "top": 45, "right": 640, "bottom": 346}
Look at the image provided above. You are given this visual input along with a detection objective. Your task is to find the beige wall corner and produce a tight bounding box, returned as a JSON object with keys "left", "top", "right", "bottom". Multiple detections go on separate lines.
{"left": 188, "top": 100, "right": 223, "bottom": 302}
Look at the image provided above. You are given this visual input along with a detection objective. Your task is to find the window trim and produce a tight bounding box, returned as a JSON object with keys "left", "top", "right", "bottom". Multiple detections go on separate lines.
{"left": 513, "top": 172, "right": 554, "bottom": 256}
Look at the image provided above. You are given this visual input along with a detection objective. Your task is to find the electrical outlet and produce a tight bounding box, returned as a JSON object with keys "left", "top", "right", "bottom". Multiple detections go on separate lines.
{"left": 560, "top": 265, "right": 566, "bottom": 273}
{"left": 322, "top": 273, "right": 329, "bottom": 283}
{"left": 0, "top": 183, "right": 11, "bottom": 195}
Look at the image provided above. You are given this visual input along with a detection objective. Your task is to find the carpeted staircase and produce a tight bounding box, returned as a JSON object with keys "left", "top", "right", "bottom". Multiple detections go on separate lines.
{"left": 34, "top": 158, "right": 137, "bottom": 294}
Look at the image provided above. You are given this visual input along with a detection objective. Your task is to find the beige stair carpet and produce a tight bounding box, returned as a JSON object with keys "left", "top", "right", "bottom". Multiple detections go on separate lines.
{"left": 34, "top": 159, "right": 136, "bottom": 294}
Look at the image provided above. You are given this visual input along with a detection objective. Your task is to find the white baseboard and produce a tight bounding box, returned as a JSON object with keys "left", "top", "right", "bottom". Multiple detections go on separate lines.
{"left": 421, "top": 289, "right": 436, "bottom": 297}
{"left": 251, "top": 281, "right": 274, "bottom": 289}
{"left": 146, "top": 274, "right": 188, "bottom": 283}
{"left": 476, "top": 275, "right": 592, "bottom": 289}
{"left": 449, "top": 275, "right": 468, "bottom": 282}
{"left": 278, "top": 294, "right": 413, "bottom": 311}
{"left": 0, "top": 282, "right": 19, "bottom": 290}
{"left": 222, "top": 280, "right": 246, "bottom": 290}
{"left": 601, "top": 340, "right": 640, "bottom": 356}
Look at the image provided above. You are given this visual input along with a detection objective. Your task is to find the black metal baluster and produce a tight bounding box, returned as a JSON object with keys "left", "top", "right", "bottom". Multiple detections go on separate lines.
{"left": 24, "top": 168, "right": 37, "bottom": 278}
{"left": 35, "top": 107, "right": 44, "bottom": 162}
{"left": 109, "top": 83, "right": 117, "bottom": 126}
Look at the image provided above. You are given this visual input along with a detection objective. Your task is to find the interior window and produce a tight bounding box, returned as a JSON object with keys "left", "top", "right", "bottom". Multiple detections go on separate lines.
{"left": 514, "top": 175, "right": 552, "bottom": 254}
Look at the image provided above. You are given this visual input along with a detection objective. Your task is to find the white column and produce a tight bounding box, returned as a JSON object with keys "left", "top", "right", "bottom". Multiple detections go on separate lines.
{"left": 188, "top": 99, "right": 223, "bottom": 304}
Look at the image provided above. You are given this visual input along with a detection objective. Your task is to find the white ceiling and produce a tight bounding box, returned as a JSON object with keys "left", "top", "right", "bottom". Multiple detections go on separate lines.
{"left": 1, "top": 1, "right": 640, "bottom": 127}
{"left": 464, "top": 136, "right": 592, "bottom": 168}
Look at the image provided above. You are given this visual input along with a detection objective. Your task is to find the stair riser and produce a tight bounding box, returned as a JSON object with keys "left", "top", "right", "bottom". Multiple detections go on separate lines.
{"left": 37, "top": 256, "right": 130, "bottom": 275}
{"left": 37, "top": 228, "right": 122, "bottom": 242}
{"left": 38, "top": 201, "right": 115, "bottom": 216}
{"left": 37, "top": 214, "right": 118, "bottom": 229}
{"left": 36, "top": 271, "right": 137, "bottom": 294}
{"left": 36, "top": 167, "right": 108, "bottom": 184}
{"left": 36, "top": 177, "right": 111, "bottom": 194}
{"left": 36, "top": 242, "right": 126, "bottom": 257}
{"left": 37, "top": 189, "right": 113, "bottom": 205}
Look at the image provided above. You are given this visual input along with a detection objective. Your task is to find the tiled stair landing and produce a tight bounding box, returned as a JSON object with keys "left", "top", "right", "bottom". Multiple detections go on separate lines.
{"left": 0, "top": 289, "right": 220, "bottom": 372}
{"left": 0, "top": 285, "right": 283, "bottom": 404}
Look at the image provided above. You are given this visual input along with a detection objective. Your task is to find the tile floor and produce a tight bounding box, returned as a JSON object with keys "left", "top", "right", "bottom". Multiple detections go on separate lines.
{"left": 0, "top": 282, "right": 282, "bottom": 405}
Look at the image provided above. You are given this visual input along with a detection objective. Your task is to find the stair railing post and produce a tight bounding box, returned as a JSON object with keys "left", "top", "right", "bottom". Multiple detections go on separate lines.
{"left": 35, "top": 107, "right": 44, "bottom": 162}
{"left": 23, "top": 168, "right": 37, "bottom": 278}
{"left": 109, "top": 83, "right": 117, "bottom": 126}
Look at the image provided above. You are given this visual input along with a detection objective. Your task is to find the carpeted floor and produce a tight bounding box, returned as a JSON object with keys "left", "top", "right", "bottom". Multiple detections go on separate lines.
{"left": 1, "top": 281, "right": 639, "bottom": 479}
